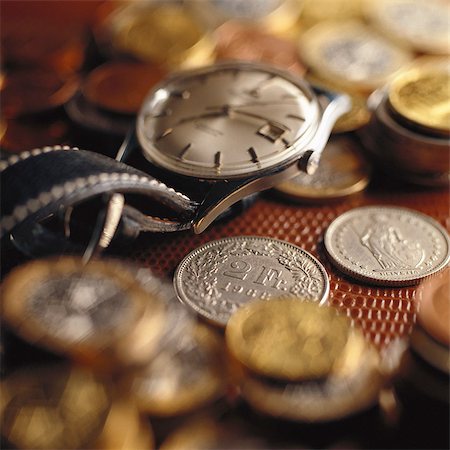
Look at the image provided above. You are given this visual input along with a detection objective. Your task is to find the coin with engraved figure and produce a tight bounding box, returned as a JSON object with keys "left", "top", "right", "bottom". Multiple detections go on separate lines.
{"left": 174, "top": 236, "right": 329, "bottom": 326}
{"left": 274, "top": 135, "right": 370, "bottom": 202}
{"left": 324, "top": 206, "right": 450, "bottom": 286}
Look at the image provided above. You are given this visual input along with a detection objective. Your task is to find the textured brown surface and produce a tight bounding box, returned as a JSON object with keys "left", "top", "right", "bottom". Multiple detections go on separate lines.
{"left": 131, "top": 174, "right": 449, "bottom": 349}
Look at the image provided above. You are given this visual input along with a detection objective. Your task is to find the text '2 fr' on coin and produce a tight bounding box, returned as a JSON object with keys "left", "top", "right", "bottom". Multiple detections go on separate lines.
{"left": 324, "top": 206, "right": 450, "bottom": 286}
{"left": 174, "top": 236, "right": 329, "bottom": 327}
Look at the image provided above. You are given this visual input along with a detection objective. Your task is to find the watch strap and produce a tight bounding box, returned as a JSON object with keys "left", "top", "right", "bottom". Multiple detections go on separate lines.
{"left": 0, "top": 146, "right": 198, "bottom": 240}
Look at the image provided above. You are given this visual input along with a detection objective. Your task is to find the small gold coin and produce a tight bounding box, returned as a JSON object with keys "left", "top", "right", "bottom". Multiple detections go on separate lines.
{"left": 108, "top": 4, "right": 215, "bottom": 69}
{"left": 306, "top": 72, "right": 371, "bottom": 132}
{"left": 388, "top": 63, "right": 450, "bottom": 137}
{"left": 300, "top": 0, "right": 363, "bottom": 28}
{"left": 226, "top": 299, "right": 357, "bottom": 381}
{"left": 299, "top": 20, "right": 412, "bottom": 93}
{"left": 0, "top": 364, "right": 112, "bottom": 449}
{"left": 274, "top": 136, "right": 370, "bottom": 203}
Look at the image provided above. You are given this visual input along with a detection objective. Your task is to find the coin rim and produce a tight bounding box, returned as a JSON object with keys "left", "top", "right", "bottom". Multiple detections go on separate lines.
{"left": 324, "top": 206, "right": 450, "bottom": 286}
{"left": 173, "top": 236, "right": 330, "bottom": 326}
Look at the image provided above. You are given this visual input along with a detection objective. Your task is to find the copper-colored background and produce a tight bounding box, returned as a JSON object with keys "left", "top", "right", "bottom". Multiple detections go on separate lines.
{"left": 1, "top": 1, "right": 449, "bottom": 351}
{"left": 1, "top": 2, "right": 449, "bottom": 449}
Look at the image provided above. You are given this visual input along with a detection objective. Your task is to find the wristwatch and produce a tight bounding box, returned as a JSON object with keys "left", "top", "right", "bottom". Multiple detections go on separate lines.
{"left": 0, "top": 62, "right": 350, "bottom": 251}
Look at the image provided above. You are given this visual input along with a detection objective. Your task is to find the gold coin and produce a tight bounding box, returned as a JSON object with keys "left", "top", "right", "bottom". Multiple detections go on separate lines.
{"left": 239, "top": 343, "right": 382, "bottom": 422}
{"left": 299, "top": 20, "right": 412, "bottom": 93}
{"left": 0, "top": 257, "right": 166, "bottom": 369}
{"left": 126, "top": 324, "right": 226, "bottom": 416}
{"left": 365, "top": 0, "right": 450, "bottom": 55}
{"left": 306, "top": 72, "right": 371, "bottom": 132}
{"left": 108, "top": 4, "right": 215, "bottom": 69}
{"left": 93, "top": 398, "right": 155, "bottom": 449}
{"left": 300, "top": 0, "right": 363, "bottom": 28}
{"left": 226, "top": 299, "right": 360, "bottom": 381}
{"left": 388, "top": 63, "right": 450, "bottom": 137}
{"left": 274, "top": 136, "right": 370, "bottom": 203}
{"left": 0, "top": 364, "right": 112, "bottom": 449}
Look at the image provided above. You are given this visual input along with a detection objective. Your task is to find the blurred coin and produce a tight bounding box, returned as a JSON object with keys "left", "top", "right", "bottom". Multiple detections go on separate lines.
{"left": 1, "top": 68, "right": 79, "bottom": 119}
{"left": 106, "top": 3, "right": 215, "bottom": 69}
{"left": 160, "top": 416, "right": 269, "bottom": 450}
{"left": 306, "top": 72, "right": 371, "bottom": 132}
{"left": 239, "top": 345, "right": 382, "bottom": 422}
{"left": 365, "top": 0, "right": 450, "bottom": 55}
{"left": 226, "top": 299, "right": 383, "bottom": 422}
{"left": 0, "top": 364, "right": 112, "bottom": 449}
{"left": 0, "top": 119, "right": 70, "bottom": 153}
{"left": 300, "top": 0, "right": 363, "bottom": 28}
{"left": 214, "top": 21, "right": 306, "bottom": 76}
{"left": 65, "top": 91, "right": 132, "bottom": 137}
{"left": 93, "top": 398, "right": 154, "bottom": 449}
{"left": 1, "top": 257, "right": 166, "bottom": 369}
{"left": 274, "top": 136, "right": 370, "bottom": 203}
{"left": 1, "top": 19, "right": 85, "bottom": 74}
{"left": 324, "top": 206, "right": 450, "bottom": 286}
{"left": 360, "top": 94, "right": 450, "bottom": 185}
{"left": 388, "top": 61, "right": 450, "bottom": 137}
{"left": 125, "top": 324, "right": 226, "bottom": 417}
{"left": 226, "top": 299, "right": 366, "bottom": 381}
{"left": 82, "top": 61, "right": 166, "bottom": 115}
{"left": 189, "top": 0, "right": 302, "bottom": 36}
{"left": 409, "top": 325, "right": 449, "bottom": 374}
{"left": 417, "top": 269, "right": 450, "bottom": 347}
{"left": 299, "top": 20, "right": 412, "bottom": 93}
{"left": 174, "top": 236, "right": 329, "bottom": 327}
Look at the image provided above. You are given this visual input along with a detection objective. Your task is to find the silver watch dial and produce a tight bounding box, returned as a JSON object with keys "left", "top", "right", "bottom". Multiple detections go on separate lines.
{"left": 137, "top": 62, "right": 320, "bottom": 179}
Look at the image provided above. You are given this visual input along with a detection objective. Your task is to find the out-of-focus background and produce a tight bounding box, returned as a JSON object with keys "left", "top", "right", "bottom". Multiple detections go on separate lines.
{"left": 0, "top": 1, "right": 449, "bottom": 449}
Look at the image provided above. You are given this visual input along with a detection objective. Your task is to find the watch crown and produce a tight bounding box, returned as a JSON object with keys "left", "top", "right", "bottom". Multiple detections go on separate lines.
{"left": 297, "top": 150, "right": 318, "bottom": 175}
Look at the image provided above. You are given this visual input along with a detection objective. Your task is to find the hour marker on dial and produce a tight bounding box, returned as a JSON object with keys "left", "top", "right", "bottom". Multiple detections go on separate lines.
{"left": 179, "top": 143, "right": 191, "bottom": 159}
{"left": 248, "top": 147, "right": 259, "bottom": 163}
{"left": 156, "top": 128, "right": 173, "bottom": 140}
{"left": 214, "top": 151, "right": 222, "bottom": 168}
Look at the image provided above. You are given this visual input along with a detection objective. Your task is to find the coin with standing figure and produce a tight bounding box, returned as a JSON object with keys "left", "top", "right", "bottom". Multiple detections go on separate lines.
{"left": 324, "top": 206, "right": 450, "bottom": 286}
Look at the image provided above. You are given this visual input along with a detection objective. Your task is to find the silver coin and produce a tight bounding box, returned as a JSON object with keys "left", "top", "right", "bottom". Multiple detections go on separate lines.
{"left": 174, "top": 236, "right": 329, "bottom": 326}
{"left": 324, "top": 206, "right": 450, "bottom": 286}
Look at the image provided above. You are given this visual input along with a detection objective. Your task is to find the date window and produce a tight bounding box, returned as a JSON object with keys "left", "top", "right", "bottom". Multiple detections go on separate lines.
{"left": 257, "top": 122, "right": 287, "bottom": 142}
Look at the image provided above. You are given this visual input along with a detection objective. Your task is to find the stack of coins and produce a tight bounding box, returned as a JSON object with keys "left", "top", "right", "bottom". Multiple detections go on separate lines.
{"left": 359, "top": 59, "right": 450, "bottom": 186}
{"left": 389, "top": 270, "right": 450, "bottom": 448}
{"left": 225, "top": 299, "right": 383, "bottom": 422}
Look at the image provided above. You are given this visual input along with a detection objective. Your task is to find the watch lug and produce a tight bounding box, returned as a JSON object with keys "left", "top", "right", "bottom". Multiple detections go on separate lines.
{"left": 193, "top": 179, "right": 253, "bottom": 234}
{"left": 305, "top": 86, "right": 352, "bottom": 174}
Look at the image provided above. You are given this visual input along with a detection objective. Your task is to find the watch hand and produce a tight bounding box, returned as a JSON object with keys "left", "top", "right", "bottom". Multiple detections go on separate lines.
{"left": 176, "top": 107, "right": 230, "bottom": 125}
{"left": 230, "top": 108, "right": 291, "bottom": 132}
{"left": 205, "top": 100, "right": 299, "bottom": 109}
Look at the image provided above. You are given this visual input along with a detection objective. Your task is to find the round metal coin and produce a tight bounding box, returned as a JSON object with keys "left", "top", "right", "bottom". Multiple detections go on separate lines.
{"left": 174, "top": 236, "right": 329, "bottom": 326}
{"left": 274, "top": 135, "right": 370, "bottom": 203}
{"left": 324, "top": 206, "right": 450, "bottom": 286}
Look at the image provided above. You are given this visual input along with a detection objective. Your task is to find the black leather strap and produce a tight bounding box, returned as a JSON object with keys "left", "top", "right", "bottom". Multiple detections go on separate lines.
{"left": 0, "top": 146, "right": 198, "bottom": 242}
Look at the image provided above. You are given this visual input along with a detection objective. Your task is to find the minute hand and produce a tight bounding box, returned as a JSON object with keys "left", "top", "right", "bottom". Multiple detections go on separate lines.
{"left": 229, "top": 107, "right": 291, "bottom": 131}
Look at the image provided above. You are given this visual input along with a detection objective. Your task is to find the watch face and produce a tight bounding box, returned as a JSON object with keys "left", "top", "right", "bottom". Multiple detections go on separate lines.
{"left": 137, "top": 62, "right": 319, "bottom": 179}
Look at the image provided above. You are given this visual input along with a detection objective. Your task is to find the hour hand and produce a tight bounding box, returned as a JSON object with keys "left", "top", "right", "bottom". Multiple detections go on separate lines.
{"left": 176, "top": 106, "right": 230, "bottom": 125}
